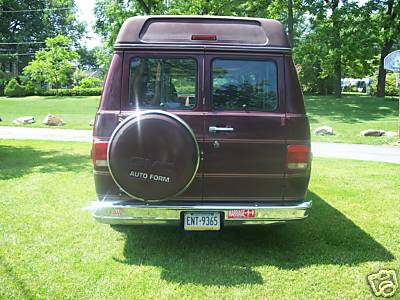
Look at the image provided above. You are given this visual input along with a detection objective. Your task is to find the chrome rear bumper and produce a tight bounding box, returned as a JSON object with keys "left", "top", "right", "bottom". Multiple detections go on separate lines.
{"left": 92, "top": 200, "right": 312, "bottom": 226}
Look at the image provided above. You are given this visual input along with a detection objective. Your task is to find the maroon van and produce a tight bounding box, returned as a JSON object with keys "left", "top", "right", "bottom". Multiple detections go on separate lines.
{"left": 91, "top": 16, "right": 312, "bottom": 231}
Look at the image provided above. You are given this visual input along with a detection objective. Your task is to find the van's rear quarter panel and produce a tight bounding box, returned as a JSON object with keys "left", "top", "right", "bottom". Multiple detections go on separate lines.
{"left": 285, "top": 115, "right": 311, "bottom": 200}
{"left": 93, "top": 52, "right": 123, "bottom": 198}
{"left": 284, "top": 55, "right": 311, "bottom": 200}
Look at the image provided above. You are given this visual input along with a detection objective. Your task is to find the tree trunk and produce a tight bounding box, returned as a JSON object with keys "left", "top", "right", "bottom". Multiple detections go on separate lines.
{"left": 332, "top": 0, "right": 341, "bottom": 98}
{"left": 288, "top": 0, "right": 294, "bottom": 46}
{"left": 334, "top": 57, "right": 342, "bottom": 98}
{"left": 377, "top": 0, "right": 395, "bottom": 97}
{"left": 137, "top": 0, "right": 151, "bottom": 14}
{"left": 202, "top": 0, "right": 210, "bottom": 15}
{"left": 377, "top": 41, "right": 394, "bottom": 97}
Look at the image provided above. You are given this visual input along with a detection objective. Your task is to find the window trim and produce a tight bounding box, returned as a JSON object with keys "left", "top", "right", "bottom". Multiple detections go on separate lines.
{"left": 127, "top": 56, "right": 199, "bottom": 111}
{"left": 210, "top": 57, "right": 279, "bottom": 112}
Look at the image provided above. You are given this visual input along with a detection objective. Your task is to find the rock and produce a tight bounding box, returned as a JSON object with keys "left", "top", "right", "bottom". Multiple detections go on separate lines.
{"left": 89, "top": 119, "right": 95, "bottom": 127}
{"left": 42, "top": 114, "right": 64, "bottom": 126}
{"left": 314, "top": 126, "right": 334, "bottom": 136}
{"left": 12, "top": 116, "right": 35, "bottom": 125}
{"left": 360, "top": 129, "right": 385, "bottom": 137}
{"left": 384, "top": 131, "right": 398, "bottom": 137}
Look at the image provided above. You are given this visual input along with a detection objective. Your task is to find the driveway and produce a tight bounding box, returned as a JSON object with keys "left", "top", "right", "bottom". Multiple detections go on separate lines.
{"left": 0, "top": 126, "right": 91, "bottom": 142}
{"left": 1, "top": 126, "right": 399, "bottom": 164}
{"left": 311, "top": 142, "right": 400, "bottom": 164}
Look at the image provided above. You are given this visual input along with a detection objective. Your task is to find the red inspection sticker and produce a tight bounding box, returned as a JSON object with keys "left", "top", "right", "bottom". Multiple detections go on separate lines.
{"left": 227, "top": 209, "right": 256, "bottom": 219}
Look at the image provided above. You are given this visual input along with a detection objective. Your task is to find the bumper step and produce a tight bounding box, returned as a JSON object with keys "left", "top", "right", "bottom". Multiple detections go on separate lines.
{"left": 91, "top": 200, "right": 312, "bottom": 225}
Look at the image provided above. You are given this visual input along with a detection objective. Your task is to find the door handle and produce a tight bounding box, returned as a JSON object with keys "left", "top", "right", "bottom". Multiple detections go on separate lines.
{"left": 209, "top": 126, "right": 234, "bottom": 133}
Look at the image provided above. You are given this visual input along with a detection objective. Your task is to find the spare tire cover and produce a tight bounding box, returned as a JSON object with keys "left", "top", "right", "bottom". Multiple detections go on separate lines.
{"left": 108, "top": 111, "right": 199, "bottom": 201}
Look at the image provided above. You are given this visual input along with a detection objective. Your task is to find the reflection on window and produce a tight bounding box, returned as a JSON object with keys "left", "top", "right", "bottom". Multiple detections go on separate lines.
{"left": 212, "top": 59, "right": 278, "bottom": 111}
{"left": 129, "top": 57, "right": 197, "bottom": 110}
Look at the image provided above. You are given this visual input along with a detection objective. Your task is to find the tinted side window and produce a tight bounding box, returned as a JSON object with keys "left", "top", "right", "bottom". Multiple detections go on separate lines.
{"left": 129, "top": 57, "right": 197, "bottom": 110}
{"left": 212, "top": 59, "right": 278, "bottom": 111}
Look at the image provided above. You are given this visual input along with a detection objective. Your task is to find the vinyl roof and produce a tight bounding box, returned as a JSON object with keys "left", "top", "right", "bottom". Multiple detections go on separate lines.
{"left": 115, "top": 16, "right": 291, "bottom": 49}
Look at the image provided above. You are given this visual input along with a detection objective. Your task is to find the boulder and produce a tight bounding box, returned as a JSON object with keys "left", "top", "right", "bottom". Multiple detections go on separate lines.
{"left": 314, "top": 126, "right": 334, "bottom": 136}
{"left": 384, "top": 131, "right": 398, "bottom": 137}
{"left": 12, "top": 116, "right": 35, "bottom": 125}
{"left": 360, "top": 129, "right": 385, "bottom": 137}
{"left": 42, "top": 114, "right": 64, "bottom": 126}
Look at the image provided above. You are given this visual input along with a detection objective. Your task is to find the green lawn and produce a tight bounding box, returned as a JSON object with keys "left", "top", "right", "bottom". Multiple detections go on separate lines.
{"left": 0, "top": 94, "right": 398, "bottom": 144}
{"left": 0, "top": 96, "right": 99, "bottom": 129}
{"left": 306, "top": 94, "right": 399, "bottom": 145}
{"left": 0, "top": 139, "right": 399, "bottom": 299}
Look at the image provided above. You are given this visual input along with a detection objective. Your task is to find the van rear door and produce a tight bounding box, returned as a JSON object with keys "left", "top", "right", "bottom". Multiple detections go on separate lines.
{"left": 120, "top": 52, "right": 204, "bottom": 201}
{"left": 203, "top": 53, "right": 286, "bottom": 202}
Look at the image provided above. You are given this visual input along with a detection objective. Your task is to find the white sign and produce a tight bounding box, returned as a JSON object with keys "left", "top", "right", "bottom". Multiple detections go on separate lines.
{"left": 384, "top": 50, "right": 400, "bottom": 72}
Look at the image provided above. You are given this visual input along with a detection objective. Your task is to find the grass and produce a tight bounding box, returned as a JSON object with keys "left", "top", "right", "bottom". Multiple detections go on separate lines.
{"left": 0, "top": 96, "right": 99, "bottom": 129}
{"left": 0, "top": 139, "right": 399, "bottom": 299}
{"left": 0, "top": 94, "right": 398, "bottom": 144}
{"left": 306, "top": 94, "right": 399, "bottom": 145}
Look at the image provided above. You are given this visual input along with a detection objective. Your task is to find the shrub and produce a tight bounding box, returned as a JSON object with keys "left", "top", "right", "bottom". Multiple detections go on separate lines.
{"left": 39, "top": 87, "right": 102, "bottom": 96}
{"left": 76, "top": 76, "right": 102, "bottom": 89}
{"left": 72, "top": 68, "right": 86, "bottom": 87}
{"left": 0, "top": 71, "right": 13, "bottom": 96}
{"left": 385, "top": 73, "right": 398, "bottom": 96}
{"left": 4, "top": 78, "right": 28, "bottom": 97}
{"left": 19, "top": 76, "right": 38, "bottom": 96}
{"left": 370, "top": 73, "right": 399, "bottom": 96}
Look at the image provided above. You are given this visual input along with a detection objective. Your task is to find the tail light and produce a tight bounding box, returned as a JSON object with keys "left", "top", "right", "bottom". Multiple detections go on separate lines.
{"left": 92, "top": 141, "right": 109, "bottom": 167}
{"left": 287, "top": 145, "right": 311, "bottom": 170}
{"left": 191, "top": 34, "right": 217, "bottom": 41}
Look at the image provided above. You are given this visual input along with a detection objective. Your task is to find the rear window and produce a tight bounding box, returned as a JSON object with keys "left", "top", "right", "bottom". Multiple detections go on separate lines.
{"left": 129, "top": 57, "right": 197, "bottom": 110}
{"left": 212, "top": 59, "right": 278, "bottom": 111}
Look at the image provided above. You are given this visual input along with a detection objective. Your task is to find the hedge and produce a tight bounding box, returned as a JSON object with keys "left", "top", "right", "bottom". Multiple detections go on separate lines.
{"left": 39, "top": 87, "right": 102, "bottom": 96}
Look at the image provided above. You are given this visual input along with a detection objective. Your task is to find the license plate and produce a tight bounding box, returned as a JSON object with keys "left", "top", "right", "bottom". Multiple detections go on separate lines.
{"left": 183, "top": 212, "right": 221, "bottom": 231}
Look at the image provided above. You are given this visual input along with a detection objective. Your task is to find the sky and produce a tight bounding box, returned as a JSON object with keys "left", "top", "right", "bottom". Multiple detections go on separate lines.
{"left": 75, "top": 0, "right": 101, "bottom": 49}
{"left": 75, "top": 0, "right": 370, "bottom": 50}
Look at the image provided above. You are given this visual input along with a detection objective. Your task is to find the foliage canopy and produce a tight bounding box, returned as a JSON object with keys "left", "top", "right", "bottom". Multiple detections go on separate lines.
{"left": 23, "top": 35, "right": 80, "bottom": 90}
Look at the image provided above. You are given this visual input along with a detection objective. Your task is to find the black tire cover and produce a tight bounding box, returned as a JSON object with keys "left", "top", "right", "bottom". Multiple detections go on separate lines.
{"left": 108, "top": 111, "right": 199, "bottom": 201}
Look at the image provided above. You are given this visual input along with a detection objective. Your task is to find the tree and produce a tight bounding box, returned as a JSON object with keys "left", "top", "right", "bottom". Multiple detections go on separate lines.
{"left": 94, "top": 0, "right": 166, "bottom": 51}
{"left": 295, "top": 0, "right": 378, "bottom": 96}
{"left": 93, "top": 0, "right": 161, "bottom": 74}
{"left": 288, "top": 0, "right": 294, "bottom": 46}
{"left": 261, "top": 0, "right": 307, "bottom": 47}
{"left": 77, "top": 47, "right": 98, "bottom": 71}
{"left": 0, "top": 1, "right": 85, "bottom": 74}
{"left": 375, "top": 0, "right": 400, "bottom": 97}
{"left": 23, "top": 35, "right": 79, "bottom": 91}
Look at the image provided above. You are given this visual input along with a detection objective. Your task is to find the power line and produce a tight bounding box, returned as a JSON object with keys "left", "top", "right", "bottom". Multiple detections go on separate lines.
{"left": 0, "top": 53, "right": 35, "bottom": 56}
{"left": 0, "top": 7, "right": 71, "bottom": 13}
{"left": 0, "top": 42, "right": 45, "bottom": 45}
